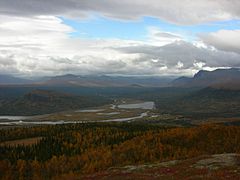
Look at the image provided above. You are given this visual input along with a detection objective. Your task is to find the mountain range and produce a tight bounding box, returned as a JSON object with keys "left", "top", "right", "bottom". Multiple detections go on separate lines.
{"left": 0, "top": 68, "right": 239, "bottom": 89}
{"left": 0, "top": 74, "right": 174, "bottom": 87}
{"left": 0, "top": 74, "right": 33, "bottom": 84}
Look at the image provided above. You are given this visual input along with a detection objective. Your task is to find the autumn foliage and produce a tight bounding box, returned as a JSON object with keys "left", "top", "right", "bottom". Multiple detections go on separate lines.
{"left": 0, "top": 123, "right": 240, "bottom": 179}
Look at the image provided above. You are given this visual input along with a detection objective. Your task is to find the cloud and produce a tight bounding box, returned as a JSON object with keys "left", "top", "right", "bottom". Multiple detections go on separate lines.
{"left": 0, "top": 0, "right": 240, "bottom": 24}
{"left": 0, "top": 53, "right": 19, "bottom": 74}
{"left": 0, "top": 15, "right": 239, "bottom": 77}
{"left": 153, "top": 32, "right": 181, "bottom": 39}
{"left": 200, "top": 29, "right": 240, "bottom": 54}
{"left": 0, "top": 15, "right": 143, "bottom": 76}
{"left": 116, "top": 41, "right": 240, "bottom": 75}
{"left": 146, "top": 27, "right": 183, "bottom": 46}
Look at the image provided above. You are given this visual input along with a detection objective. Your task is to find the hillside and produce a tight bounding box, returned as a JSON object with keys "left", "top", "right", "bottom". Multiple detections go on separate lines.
{"left": 1, "top": 123, "right": 240, "bottom": 179}
{"left": 82, "top": 153, "right": 240, "bottom": 179}
{"left": 155, "top": 87, "right": 240, "bottom": 118}
{"left": 0, "top": 89, "right": 111, "bottom": 115}
{"left": 172, "top": 68, "right": 240, "bottom": 88}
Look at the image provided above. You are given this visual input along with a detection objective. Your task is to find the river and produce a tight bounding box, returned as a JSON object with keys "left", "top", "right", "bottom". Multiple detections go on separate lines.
{"left": 0, "top": 101, "right": 155, "bottom": 126}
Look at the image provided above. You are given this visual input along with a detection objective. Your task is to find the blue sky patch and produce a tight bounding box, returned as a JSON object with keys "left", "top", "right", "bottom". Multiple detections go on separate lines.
{"left": 61, "top": 16, "right": 240, "bottom": 42}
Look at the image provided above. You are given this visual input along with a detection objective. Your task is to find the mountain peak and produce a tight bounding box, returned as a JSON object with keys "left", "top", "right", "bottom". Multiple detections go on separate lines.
{"left": 172, "top": 68, "right": 240, "bottom": 89}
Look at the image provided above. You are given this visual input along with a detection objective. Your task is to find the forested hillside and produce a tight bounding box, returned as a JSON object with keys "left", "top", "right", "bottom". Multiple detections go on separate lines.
{"left": 1, "top": 123, "right": 240, "bottom": 179}
{"left": 154, "top": 87, "right": 240, "bottom": 118}
{"left": 0, "top": 89, "right": 111, "bottom": 115}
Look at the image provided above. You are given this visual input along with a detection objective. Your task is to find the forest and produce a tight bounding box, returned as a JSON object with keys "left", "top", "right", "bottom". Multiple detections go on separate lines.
{"left": 0, "top": 89, "right": 111, "bottom": 116}
{"left": 1, "top": 122, "right": 240, "bottom": 179}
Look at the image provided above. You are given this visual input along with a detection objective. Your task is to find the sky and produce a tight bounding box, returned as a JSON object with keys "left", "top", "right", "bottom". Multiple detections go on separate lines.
{"left": 0, "top": 0, "right": 240, "bottom": 77}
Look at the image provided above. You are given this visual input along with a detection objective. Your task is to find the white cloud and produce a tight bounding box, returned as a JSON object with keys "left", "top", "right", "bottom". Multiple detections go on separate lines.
{"left": 0, "top": 15, "right": 145, "bottom": 76}
{"left": 193, "top": 61, "right": 206, "bottom": 69}
{"left": 200, "top": 29, "right": 240, "bottom": 54}
{"left": 176, "top": 61, "right": 184, "bottom": 69}
{"left": 147, "top": 27, "right": 183, "bottom": 46}
{"left": 116, "top": 41, "right": 240, "bottom": 75}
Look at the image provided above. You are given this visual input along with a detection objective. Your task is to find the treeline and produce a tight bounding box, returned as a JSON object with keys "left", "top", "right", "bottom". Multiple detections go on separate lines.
{"left": 0, "top": 123, "right": 240, "bottom": 179}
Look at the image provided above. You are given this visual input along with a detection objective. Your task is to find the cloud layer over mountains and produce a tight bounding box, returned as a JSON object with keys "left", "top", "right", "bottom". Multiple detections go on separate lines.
{"left": 0, "top": 1, "right": 239, "bottom": 76}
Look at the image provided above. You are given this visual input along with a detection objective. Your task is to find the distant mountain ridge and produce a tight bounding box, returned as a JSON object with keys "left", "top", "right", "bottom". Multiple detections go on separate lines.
{"left": 37, "top": 74, "right": 174, "bottom": 87}
{"left": 1, "top": 68, "right": 239, "bottom": 89}
{"left": 0, "top": 73, "right": 174, "bottom": 87}
{"left": 0, "top": 74, "right": 33, "bottom": 84}
{"left": 172, "top": 68, "right": 240, "bottom": 89}
{"left": 43, "top": 74, "right": 172, "bottom": 87}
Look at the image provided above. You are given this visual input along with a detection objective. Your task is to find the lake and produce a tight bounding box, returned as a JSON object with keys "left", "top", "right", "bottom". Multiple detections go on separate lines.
{"left": 117, "top": 101, "right": 155, "bottom": 110}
